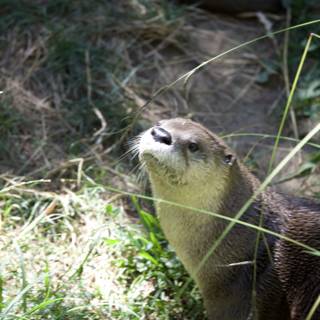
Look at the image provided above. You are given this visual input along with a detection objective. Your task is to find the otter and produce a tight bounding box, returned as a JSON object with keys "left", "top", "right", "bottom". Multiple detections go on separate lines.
{"left": 136, "top": 118, "right": 320, "bottom": 320}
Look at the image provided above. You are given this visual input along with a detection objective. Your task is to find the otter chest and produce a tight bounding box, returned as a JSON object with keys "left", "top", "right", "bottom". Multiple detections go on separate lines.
{"left": 158, "top": 204, "right": 227, "bottom": 274}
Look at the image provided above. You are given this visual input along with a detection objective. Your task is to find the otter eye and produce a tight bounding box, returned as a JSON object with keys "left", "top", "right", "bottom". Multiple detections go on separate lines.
{"left": 224, "top": 154, "right": 234, "bottom": 166}
{"left": 188, "top": 142, "right": 199, "bottom": 152}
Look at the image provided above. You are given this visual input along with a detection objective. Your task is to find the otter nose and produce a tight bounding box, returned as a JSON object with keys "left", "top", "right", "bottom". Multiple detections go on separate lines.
{"left": 151, "top": 127, "right": 172, "bottom": 145}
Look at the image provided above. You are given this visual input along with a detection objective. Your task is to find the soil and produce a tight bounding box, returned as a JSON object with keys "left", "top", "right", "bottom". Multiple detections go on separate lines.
{"left": 139, "top": 11, "right": 320, "bottom": 195}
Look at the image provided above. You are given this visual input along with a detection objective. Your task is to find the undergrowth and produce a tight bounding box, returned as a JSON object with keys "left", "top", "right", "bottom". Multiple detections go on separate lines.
{"left": 0, "top": 178, "right": 204, "bottom": 319}
{"left": 288, "top": 0, "right": 320, "bottom": 130}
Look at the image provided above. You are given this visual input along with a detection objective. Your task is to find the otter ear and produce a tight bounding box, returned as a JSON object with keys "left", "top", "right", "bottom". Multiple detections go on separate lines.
{"left": 224, "top": 153, "right": 236, "bottom": 166}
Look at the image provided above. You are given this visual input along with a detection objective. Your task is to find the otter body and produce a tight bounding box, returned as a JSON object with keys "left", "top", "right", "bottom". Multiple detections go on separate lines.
{"left": 137, "top": 118, "right": 320, "bottom": 320}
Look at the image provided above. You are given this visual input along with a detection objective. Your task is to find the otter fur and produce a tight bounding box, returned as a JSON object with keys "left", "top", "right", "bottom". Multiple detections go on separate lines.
{"left": 136, "top": 118, "right": 320, "bottom": 320}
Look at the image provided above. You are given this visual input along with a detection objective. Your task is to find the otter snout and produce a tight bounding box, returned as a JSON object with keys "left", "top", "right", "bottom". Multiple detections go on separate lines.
{"left": 137, "top": 118, "right": 233, "bottom": 187}
{"left": 151, "top": 127, "right": 172, "bottom": 145}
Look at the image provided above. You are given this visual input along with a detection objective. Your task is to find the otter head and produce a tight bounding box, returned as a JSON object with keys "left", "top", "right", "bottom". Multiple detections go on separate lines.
{"left": 137, "top": 118, "right": 237, "bottom": 204}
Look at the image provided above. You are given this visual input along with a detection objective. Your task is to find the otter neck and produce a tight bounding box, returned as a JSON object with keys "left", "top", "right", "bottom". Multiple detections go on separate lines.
{"left": 149, "top": 161, "right": 259, "bottom": 218}
{"left": 149, "top": 170, "right": 228, "bottom": 216}
{"left": 219, "top": 162, "right": 259, "bottom": 217}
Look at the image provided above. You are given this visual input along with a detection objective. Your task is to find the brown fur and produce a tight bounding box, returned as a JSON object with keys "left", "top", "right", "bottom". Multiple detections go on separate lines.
{"left": 137, "top": 118, "right": 320, "bottom": 320}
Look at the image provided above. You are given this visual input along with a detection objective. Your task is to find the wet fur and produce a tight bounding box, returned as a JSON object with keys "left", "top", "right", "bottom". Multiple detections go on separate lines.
{"left": 137, "top": 118, "right": 320, "bottom": 320}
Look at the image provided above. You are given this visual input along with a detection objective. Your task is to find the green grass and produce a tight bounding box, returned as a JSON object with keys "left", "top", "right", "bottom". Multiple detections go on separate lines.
{"left": 0, "top": 176, "right": 204, "bottom": 319}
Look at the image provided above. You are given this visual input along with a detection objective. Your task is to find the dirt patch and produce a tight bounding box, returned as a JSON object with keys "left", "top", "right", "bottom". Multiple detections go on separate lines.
{"left": 136, "top": 10, "right": 319, "bottom": 195}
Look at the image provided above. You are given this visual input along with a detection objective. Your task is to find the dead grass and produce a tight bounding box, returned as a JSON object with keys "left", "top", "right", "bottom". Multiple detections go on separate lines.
{"left": 0, "top": 0, "right": 190, "bottom": 177}
{"left": 0, "top": 182, "right": 123, "bottom": 318}
{"left": 0, "top": 175, "right": 205, "bottom": 319}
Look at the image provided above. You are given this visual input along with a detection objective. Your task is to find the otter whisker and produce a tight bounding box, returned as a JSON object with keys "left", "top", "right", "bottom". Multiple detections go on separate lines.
{"left": 115, "top": 137, "right": 141, "bottom": 164}
{"left": 136, "top": 162, "right": 148, "bottom": 187}
{"left": 116, "top": 149, "right": 134, "bottom": 163}
{"left": 128, "top": 161, "right": 144, "bottom": 176}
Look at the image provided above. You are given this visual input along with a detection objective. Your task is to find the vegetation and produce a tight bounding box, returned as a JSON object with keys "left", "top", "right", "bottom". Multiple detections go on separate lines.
{"left": 0, "top": 0, "right": 319, "bottom": 319}
{"left": 0, "top": 180, "right": 204, "bottom": 319}
{"left": 0, "top": 1, "right": 204, "bottom": 318}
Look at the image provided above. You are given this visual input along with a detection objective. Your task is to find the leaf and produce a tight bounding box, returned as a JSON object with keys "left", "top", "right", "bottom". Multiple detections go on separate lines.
{"left": 298, "top": 80, "right": 320, "bottom": 100}
{"left": 139, "top": 251, "right": 159, "bottom": 265}
{"left": 149, "top": 232, "right": 162, "bottom": 252}
{"left": 105, "top": 204, "right": 120, "bottom": 216}
{"left": 297, "top": 162, "right": 316, "bottom": 175}
{"left": 106, "top": 204, "right": 113, "bottom": 214}
{"left": 297, "top": 152, "right": 320, "bottom": 175}
{"left": 139, "top": 210, "right": 160, "bottom": 233}
{"left": 310, "top": 152, "right": 320, "bottom": 164}
{"left": 104, "top": 239, "right": 120, "bottom": 246}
